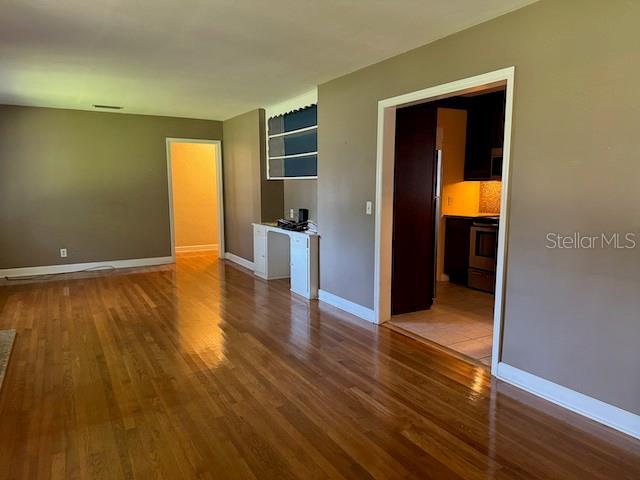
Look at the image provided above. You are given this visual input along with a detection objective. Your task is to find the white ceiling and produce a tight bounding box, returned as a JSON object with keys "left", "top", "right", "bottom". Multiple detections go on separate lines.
{"left": 0, "top": 0, "right": 536, "bottom": 120}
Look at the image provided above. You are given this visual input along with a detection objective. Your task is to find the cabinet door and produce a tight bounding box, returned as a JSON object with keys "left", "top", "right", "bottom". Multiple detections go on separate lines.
{"left": 464, "top": 96, "right": 492, "bottom": 180}
{"left": 464, "top": 91, "right": 506, "bottom": 180}
{"left": 253, "top": 229, "right": 267, "bottom": 276}
{"left": 444, "top": 217, "right": 472, "bottom": 285}
{"left": 290, "top": 236, "right": 309, "bottom": 296}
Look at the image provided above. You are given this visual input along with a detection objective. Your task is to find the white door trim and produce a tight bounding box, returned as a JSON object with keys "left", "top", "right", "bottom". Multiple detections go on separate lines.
{"left": 165, "top": 138, "right": 225, "bottom": 259}
{"left": 373, "top": 67, "right": 516, "bottom": 375}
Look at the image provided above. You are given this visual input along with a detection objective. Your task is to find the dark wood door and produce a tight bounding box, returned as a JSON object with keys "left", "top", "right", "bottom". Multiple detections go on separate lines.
{"left": 391, "top": 102, "right": 438, "bottom": 315}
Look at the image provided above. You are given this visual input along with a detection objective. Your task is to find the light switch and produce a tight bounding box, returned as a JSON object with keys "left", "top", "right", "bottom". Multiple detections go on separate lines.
{"left": 365, "top": 201, "right": 373, "bottom": 215}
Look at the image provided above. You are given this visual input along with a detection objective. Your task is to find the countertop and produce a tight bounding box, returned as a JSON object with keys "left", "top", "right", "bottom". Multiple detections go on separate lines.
{"left": 443, "top": 214, "right": 500, "bottom": 219}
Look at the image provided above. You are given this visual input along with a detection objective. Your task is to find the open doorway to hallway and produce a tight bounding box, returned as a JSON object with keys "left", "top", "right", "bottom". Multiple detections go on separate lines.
{"left": 167, "top": 139, "right": 224, "bottom": 258}
{"left": 375, "top": 69, "right": 513, "bottom": 372}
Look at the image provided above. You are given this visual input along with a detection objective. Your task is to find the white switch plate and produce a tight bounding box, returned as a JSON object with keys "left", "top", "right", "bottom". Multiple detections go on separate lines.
{"left": 289, "top": 208, "right": 295, "bottom": 219}
{"left": 60, "top": 248, "right": 68, "bottom": 258}
{"left": 365, "top": 201, "right": 373, "bottom": 215}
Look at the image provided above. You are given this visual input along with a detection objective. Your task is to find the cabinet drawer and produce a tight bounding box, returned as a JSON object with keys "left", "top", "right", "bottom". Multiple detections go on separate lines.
{"left": 468, "top": 268, "right": 495, "bottom": 293}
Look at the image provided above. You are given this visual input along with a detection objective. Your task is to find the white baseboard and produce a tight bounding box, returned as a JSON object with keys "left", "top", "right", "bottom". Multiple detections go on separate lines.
{"left": 497, "top": 362, "right": 640, "bottom": 440}
{"left": 224, "top": 252, "right": 254, "bottom": 271}
{"left": 318, "top": 289, "right": 376, "bottom": 323}
{"left": 176, "top": 244, "right": 218, "bottom": 253}
{"left": 0, "top": 256, "right": 174, "bottom": 279}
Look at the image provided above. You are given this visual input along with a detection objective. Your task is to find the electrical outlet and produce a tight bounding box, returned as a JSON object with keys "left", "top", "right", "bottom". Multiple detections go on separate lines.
{"left": 447, "top": 196, "right": 453, "bottom": 207}
{"left": 365, "top": 201, "right": 373, "bottom": 215}
{"left": 60, "top": 248, "right": 67, "bottom": 258}
{"left": 289, "top": 208, "right": 295, "bottom": 219}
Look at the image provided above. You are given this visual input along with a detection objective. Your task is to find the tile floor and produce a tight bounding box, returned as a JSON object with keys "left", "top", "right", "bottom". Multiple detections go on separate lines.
{"left": 389, "top": 282, "right": 494, "bottom": 365}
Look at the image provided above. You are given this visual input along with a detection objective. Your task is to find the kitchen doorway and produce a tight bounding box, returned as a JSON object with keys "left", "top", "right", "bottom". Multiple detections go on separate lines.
{"left": 373, "top": 68, "right": 515, "bottom": 374}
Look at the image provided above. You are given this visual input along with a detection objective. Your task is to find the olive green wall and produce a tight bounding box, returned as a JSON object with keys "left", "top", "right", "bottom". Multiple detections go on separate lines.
{"left": 222, "top": 109, "right": 283, "bottom": 261}
{"left": 0, "top": 105, "right": 222, "bottom": 269}
{"left": 318, "top": 0, "right": 640, "bottom": 414}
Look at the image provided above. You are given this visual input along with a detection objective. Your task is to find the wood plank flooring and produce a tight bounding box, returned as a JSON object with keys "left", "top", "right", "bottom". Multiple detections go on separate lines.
{"left": 0, "top": 252, "right": 639, "bottom": 479}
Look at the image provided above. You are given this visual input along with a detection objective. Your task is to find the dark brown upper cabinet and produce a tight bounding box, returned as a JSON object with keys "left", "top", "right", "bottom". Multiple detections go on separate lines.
{"left": 463, "top": 90, "right": 506, "bottom": 181}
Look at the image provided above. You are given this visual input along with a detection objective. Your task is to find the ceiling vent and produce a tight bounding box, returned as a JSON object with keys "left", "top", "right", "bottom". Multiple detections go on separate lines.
{"left": 92, "top": 104, "right": 123, "bottom": 110}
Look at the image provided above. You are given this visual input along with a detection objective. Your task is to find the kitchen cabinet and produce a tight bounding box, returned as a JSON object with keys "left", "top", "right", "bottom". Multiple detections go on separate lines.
{"left": 463, "top": 90, "right": 506, "bottom": 181}
{"left": 444, "top": 217, "right": 473, "bottom": 285}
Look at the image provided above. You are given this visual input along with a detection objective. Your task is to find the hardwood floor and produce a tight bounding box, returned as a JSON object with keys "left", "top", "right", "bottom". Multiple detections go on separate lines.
{"left": 0, "top": 252, "right": 638, "bottom": 479}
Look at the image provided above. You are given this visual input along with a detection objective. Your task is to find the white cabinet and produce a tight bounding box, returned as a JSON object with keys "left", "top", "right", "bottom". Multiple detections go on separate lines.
{"left": 252, "top": 224, "right": 319, "bottom": 299}
{"left": 290, "top": 235, "right": 309, "bottom": 296}
{"left": 253, "top": 225, "right": 267, "bottom": 277}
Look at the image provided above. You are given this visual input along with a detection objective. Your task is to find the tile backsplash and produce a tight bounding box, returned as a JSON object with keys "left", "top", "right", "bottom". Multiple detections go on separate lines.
{"left": 479, "top": 180, "right": 502, "bottom": 213}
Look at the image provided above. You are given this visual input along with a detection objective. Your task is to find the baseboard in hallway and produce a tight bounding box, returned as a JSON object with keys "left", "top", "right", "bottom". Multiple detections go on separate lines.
{"left": 175, "top": 244, "right": 219, "bottom": 253}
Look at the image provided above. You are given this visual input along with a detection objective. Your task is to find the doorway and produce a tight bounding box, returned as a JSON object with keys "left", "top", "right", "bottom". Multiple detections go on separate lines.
{"left": 166, "top": 138, "right": 224, "bottom": 258}
{"left": 374, "top": 68, "right": 515, "bottom": 374}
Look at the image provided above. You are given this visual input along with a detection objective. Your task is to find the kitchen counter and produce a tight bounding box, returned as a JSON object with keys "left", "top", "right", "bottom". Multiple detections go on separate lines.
{"left": 443, "top": 214, "right": 500, "bottom": 219}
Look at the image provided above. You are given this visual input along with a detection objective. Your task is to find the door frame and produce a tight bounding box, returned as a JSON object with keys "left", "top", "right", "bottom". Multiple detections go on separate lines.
{"left": 373, "top": 67, "right": 515, "bottom": 374}
{"left": 165, "top": 138, "right": 225, "bottom": 259}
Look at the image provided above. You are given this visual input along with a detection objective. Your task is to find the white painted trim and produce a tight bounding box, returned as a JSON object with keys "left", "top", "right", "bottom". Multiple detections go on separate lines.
{"left": 268, "top": 125, "right": 317, "bottom": 139}
{"left": 497, "top": 363, "right": 640, "bottom": 440}
{"left": 373, "top": 67, "right": 516, "bottom": 377}
{"left": 268, "top": 151, "right": 318, "bottom": 160}
{"left": 224, "top": 252, "right": 254, "bottom": 271}
{"left": 175, "top": 244, "right": 218, "bottom": 253}
{"left": 318, "top": 289, "right": 376, "bottom": 323}
{"left": 265, "top": 89, "right": 318, "bottom": 118}
{"left": 0, "top": 256, "right": 173, "bottom": 279}
{"left": 267, "top": 176, "right": 318, "bottom": 180}
{"left": 166, "top": 138, "right": 225, "bottom": 258}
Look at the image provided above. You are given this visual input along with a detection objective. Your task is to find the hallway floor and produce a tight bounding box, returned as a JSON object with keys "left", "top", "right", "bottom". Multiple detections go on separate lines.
{"left": 389, "top": 282, "right": 495, "bottom": 365}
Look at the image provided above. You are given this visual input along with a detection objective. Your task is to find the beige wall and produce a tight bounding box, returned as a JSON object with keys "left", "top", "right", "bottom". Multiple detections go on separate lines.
{"left": 318, "top": 0, "right": 640, "bottom": 414}
{"left": 170, "top": 143, "right": 219, "bottom": 249}
{"left": 284, "top": 180, "right": 317, "bottom": 221}
{"left": 223, "top": 109, "right": 283, "bottom": 261}
{"left": 0, "top": 105, "right": 222, "bottom": 269}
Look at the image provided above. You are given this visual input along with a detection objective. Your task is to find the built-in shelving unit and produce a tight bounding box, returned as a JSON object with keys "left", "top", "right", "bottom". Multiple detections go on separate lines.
{"left": 267, "top": 104, "right": 318, "bottom": 179}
